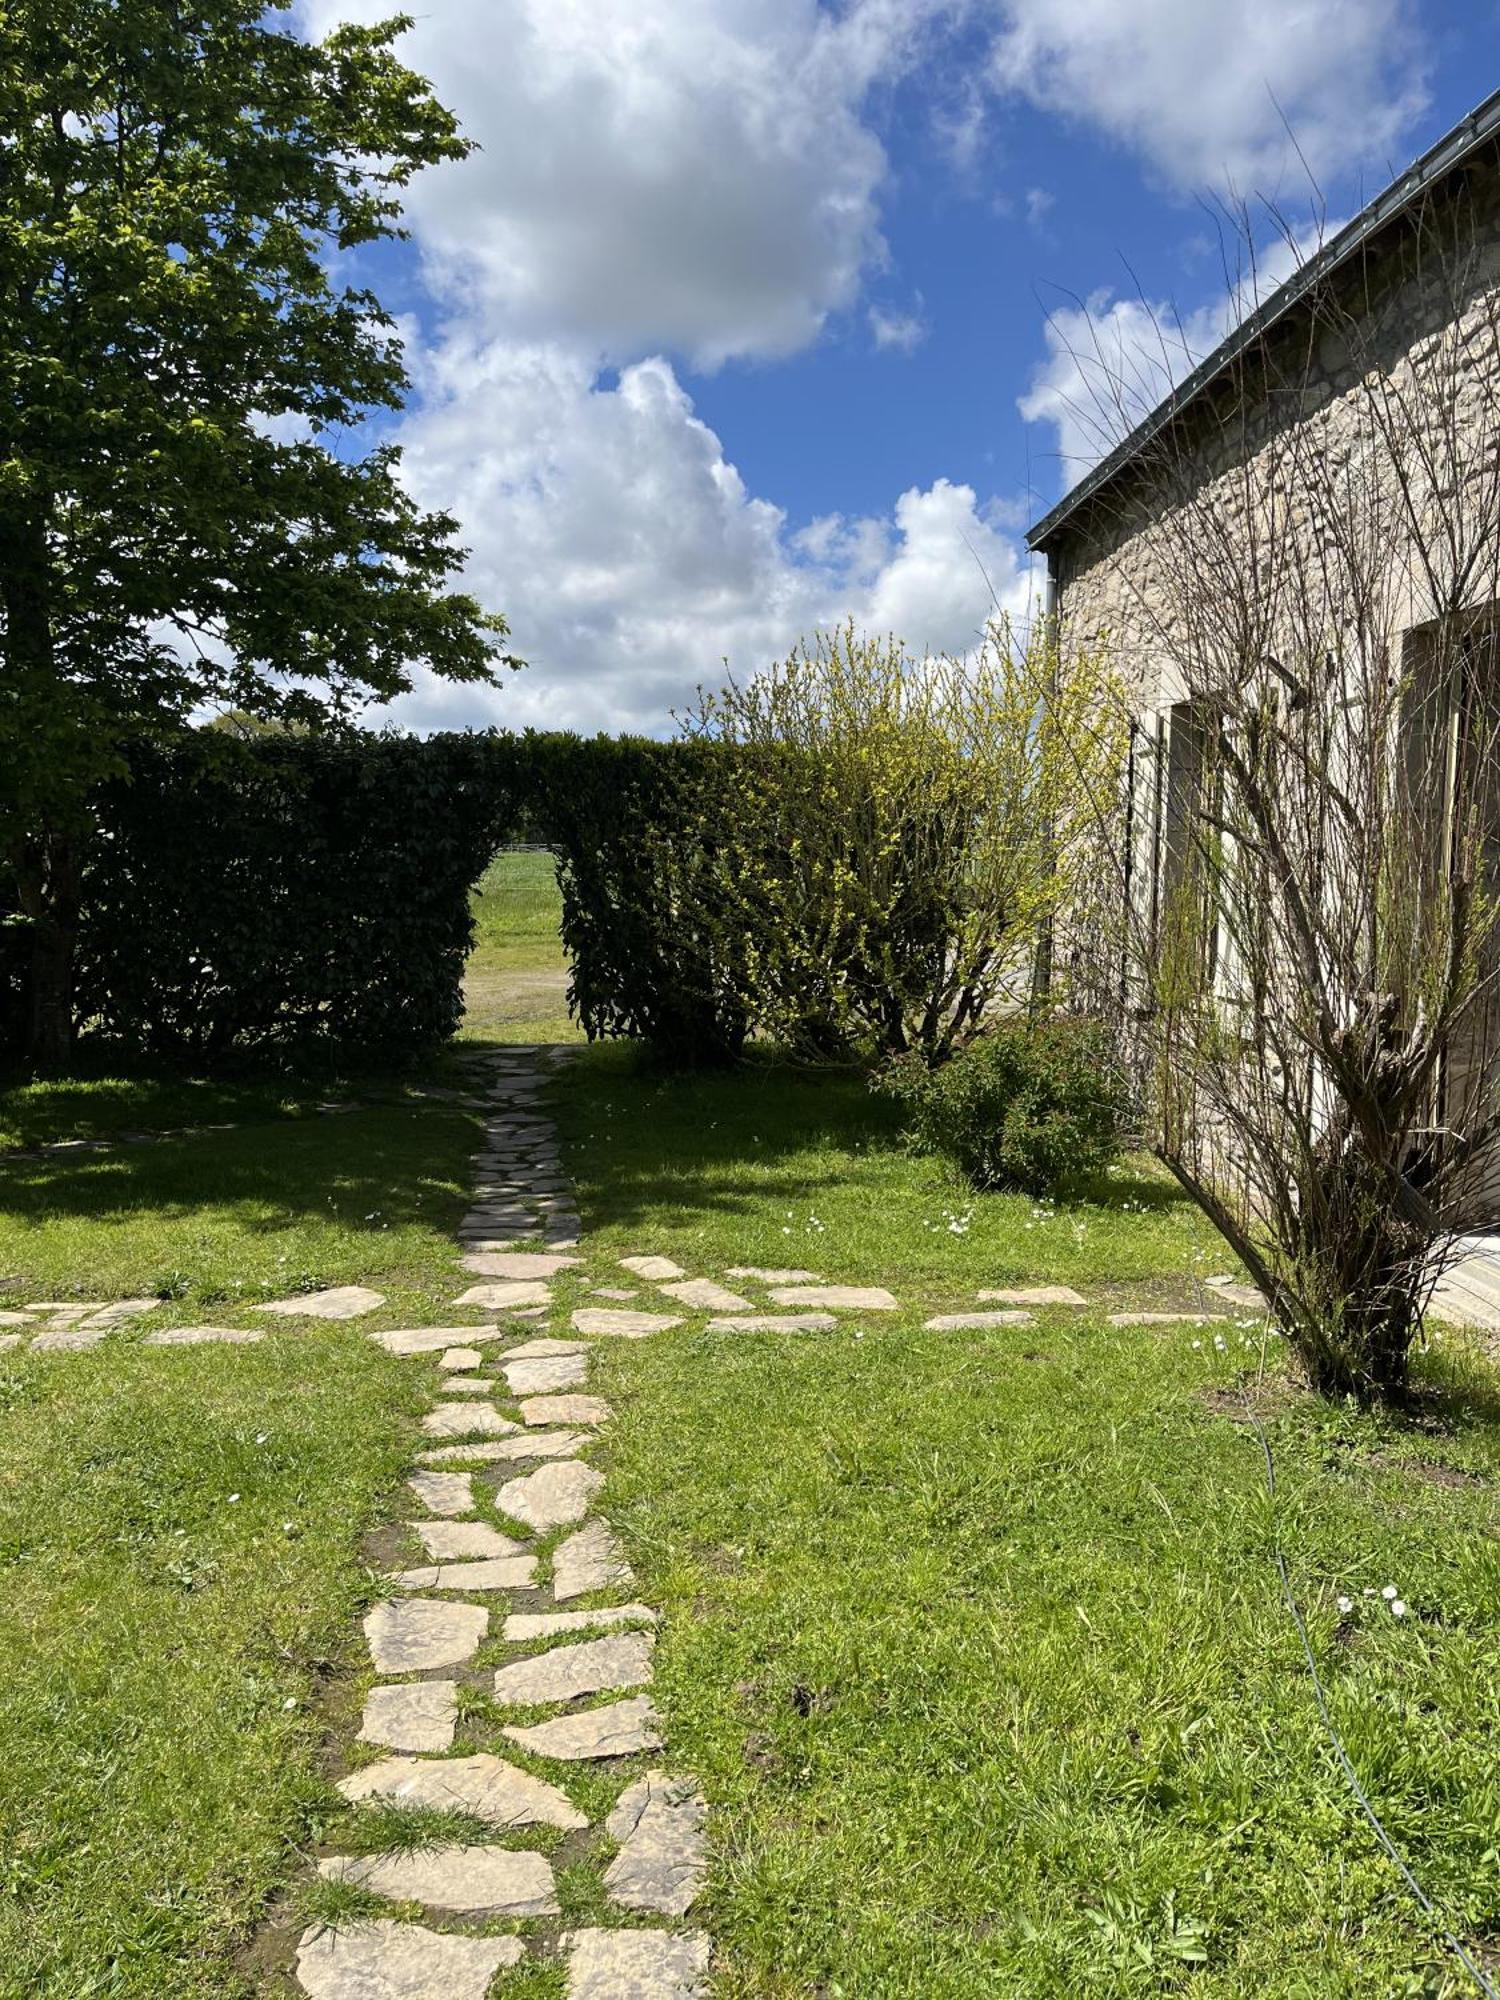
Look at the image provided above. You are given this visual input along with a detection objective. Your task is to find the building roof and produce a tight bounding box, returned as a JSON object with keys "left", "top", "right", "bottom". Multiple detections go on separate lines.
{"left": 1026, "top": 87, "right": 1500, "bottom": 555}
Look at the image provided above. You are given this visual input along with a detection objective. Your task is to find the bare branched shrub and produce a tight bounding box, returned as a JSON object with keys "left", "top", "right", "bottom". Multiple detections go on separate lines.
{"left": 1054, "top": 178, "right": 1500, "bottom": 1404}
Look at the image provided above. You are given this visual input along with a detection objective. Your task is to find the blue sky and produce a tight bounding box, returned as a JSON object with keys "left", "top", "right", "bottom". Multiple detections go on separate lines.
{"left": 301, "top": 0, "right": 1500, "bottom": 737}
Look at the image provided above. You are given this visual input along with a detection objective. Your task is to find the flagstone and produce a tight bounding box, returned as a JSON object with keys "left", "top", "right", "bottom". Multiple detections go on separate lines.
{"left": 371, "top": 1326, "right": 505, "bottom": 1357}
{"left": 498, "top": 1460, "right": 603, "bottom": 1531}
{"left": 503, "top": 1354, "right": 589, "bottom": 1394}
{"left": 407, "top": 1470, "right": 475, "bottom": 1516}
{"left": 658, "top": 1278, "right": 756, "bottom": 1312}
{"left": 339, "top": 1752, "right": 586, "bottom": 1829}
{"left": 924, "top": 1310, "right": 1034, "bottom": 1330}
{"left": 504, "top": 1604, "right": 658, "bottom": 1641}
{"left": 143, "top": 1325, "right": 265, "bottom": 1345}
{"left": 295, "top": 1920, "right": 523, "bottom": 2000}
{"left": 459, "top": 1251, "right": 583, "bottom": 1279}
{"left": 501, "top": 1338, "right": 591, "bottom": 1359}
{"left": 725, "top": 1267, "right": 824, "bottom": 1283}
{"left": 520, "top": 1395, "right": 612, "bottom": 1427}
{"left": 767, "top": 1285, "right": 900, "bottom": 1310}
{"left": 976, "top": 1285, "right": 1089, "bottom": 1306}
{"left": 79, "top": 1297, "right": 161, "bottom": 1327}
{"left": 31, "top": 1327, "right": 108, "bottom": 1351}
{"left": 1204, "top": 1276, "right": 1268, "bottom": 1309}
{"left": 563, "top": 1929, "right": 710, "bottom": 2000}
{"left": 256, "top": 1285, "right": 385, "bottom": 1320}
{"left": 494, "top": 1630, "right": 655, "bottom": 1707}
{"left": 0, "top": 1334, "right": 22, "bottom": 1350}
{"left": 572, "top": 1308, "right": 683, "bottom": 1339}
{"left": 439, "top": 1347, "right": 484, "bottom": 1370}
{"left": 706, "top": 1314, "right": 837, "bottom": 1334}
{"left": 411, "top": 1520, "right": 525, "bottom": 1560}
{"left": 604, "top": 1772, "right": 708, "bottom": 1916}
{"left": 421, "top": 1402, "right": 520, "bottom": 1439}
{"left": 317, "top": 1846, "right": 558, "bottom": 1919}
{"left": 364, "top": 1598, "right": 487, "bottom": 1673}
{"left": 417, "top": 1429, "right": 588, "bottom": 1466}
{"left": 358, "top": 1679, "right": 457, "bottom": 1753}
{"left": 552, "top": 1520, "right": 635, "bottom": 1602}
{"left": 503, "top": 1694, "right": 662, "bottom": 1761}
{"left": 618, "top": 1255, "right": 685, "bottom": 1280}
{"left": 453, "top": 1281, "right": 553, "bottom": 1310}
{"left": 389, "top": 1555, "right": 537, "bottom": 1591}
{"left": 591, "top": 1287, "right": 638, "bottom": 1300}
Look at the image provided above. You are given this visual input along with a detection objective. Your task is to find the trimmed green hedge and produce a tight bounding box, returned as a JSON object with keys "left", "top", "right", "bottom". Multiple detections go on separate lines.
{"left": 71, "top": 732, "right": 515, "bottom": 1063}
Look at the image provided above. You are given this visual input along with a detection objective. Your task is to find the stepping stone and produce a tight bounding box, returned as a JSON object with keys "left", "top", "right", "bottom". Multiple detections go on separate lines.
{"left": 256, "top": 1286, "right": 385, "bottom": 1320}
{"left": 421, "top": 1402, "right": 519, "bottom": 1439}
{"left": 0, "top": 1313, "right": 29, "bottom": 1328}
{"left": 1108, "top": 1311, "right": 1230, "bottom": 1327}
{"left": 553, "top": 1520, "right": 634, "bottom": 1601}
{"left": 924, "top": 1310, "right": 1034, "bottom": 1330}
{"left": 503, "top": 1354, "right": 588, "bottom": 1394}
{"left": 372, "top": 1326, "right": 505, "bottom": 1356}
{"left": 358, "top": 1680, "right": 457, "bottom": 1753}
{"left": 411, "top": 1520, "right": 524, "bottom": 1560}
{"left": 142, "top": 1326, "right": 265, "bottom": 1345}
{"left": 364, "top": 1598, "right": 487, "bottom": 1673}
{"left": 389, "top": 1556, "right": 537, "bottom": 1591}
{"left": 504, "top": 1604, "right": 657, "bottom": 1641}
{"left": 726, "top": 1266, "right": 823, "bottom": 1283}
{"left": 493, "top": 1631, "right": 654, "bottom": 1707}
{"left": 591, "top": 1287, "right": 638, "bottom": 1300}
{"left": 31, "top": 1327, "right": 107, "bottom": 1351}
{"left": 706, "top": 1314, "right": 837, "bottom": 1334}
{"left": 453, "top": 1281, "right": 553, "bottom": 1311}
{"left": 658, "top": 1278, "right": 756, "bottom": 1312}
{"left": 618, "top": 1255, "right": 685, "bottom": 1280}
{"left": 498, "top": 1460, "right": 603, "bottom": 1531}
{"left": 339, "top": 1752, "right": 586, "bottom": 1829}
{"left": 0, "top": 1334, "right": 21, "bottom": 1351}
{"left": 977, "top": 1285, "right": 1088, "bottom": 1306}
{"left": 407, "top": 1470, "right": 474, "bottom": 1517}
{"left": 521, "top": 1395, "right": 612, "bottom": 1427}
{"left": 503, "top": 1694, "right": 663, "bottom": 1761}
{"left": 438, "top": 1377, "right": 495, "bottom": 1394}
{"left": 767, "top": 1285, "right": 899, "bottom": 1311}
{"left": 78, "top": 1297, "right": 161, "bottom": 1327}
{"left": 439, "top": 1347, "right": 484, "bottom": 1369}
{"left": 564, "top": 1928, "right": 710, "bottom": 1998}
{"left": 318, "top": 1845, "right": 558, "bottom": 1919}
{"left": 295, "top": 1919, "right": 522, "bottom": 1999}
{"left": 604, "top": 1772, "right": 708, "bottom": 1916}
{"left": 501, "top": 1337, "right": 591, "bottom": 1359}
{"left": 572, "top": 1309, "right": 683, "bottom": 1339}
{"left": 460, "top": 1250, "right": 582, "bottom": 1279}
{"left": 417, "top": 1429, "right": 588, "bottom": 1466}
{"left": 1204, "top": 1276, "right": 1268, "bottom": 1309}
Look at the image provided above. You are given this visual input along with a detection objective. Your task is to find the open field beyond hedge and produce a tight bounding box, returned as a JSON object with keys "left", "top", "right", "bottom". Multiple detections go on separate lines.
{"left": 0, "top": 855, "right": 1496, "bottom": 1997}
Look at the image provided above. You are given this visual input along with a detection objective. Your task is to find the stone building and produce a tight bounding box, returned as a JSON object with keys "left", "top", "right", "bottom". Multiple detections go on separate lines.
{"left": 1025, "top": 88, "right": 1500, "bottom": 1267}
{"left": 1027, "top": 86, "right": 1500, "bottom": 918}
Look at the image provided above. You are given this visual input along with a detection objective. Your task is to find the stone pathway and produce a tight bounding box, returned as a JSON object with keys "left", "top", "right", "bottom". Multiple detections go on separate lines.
{"left": 290, "top": 1045, "right": 711, "bottom": 1999}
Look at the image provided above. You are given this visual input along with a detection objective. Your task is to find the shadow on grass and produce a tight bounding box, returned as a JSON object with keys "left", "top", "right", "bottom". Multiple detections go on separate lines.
{"left": 0, "top": 1101, "right": 478, "bottom": 1243}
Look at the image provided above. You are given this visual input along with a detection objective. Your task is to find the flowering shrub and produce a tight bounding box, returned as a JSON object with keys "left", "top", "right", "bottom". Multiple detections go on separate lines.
{"left": 879, "top": 1017, "right": 1128, "bottom": 1194}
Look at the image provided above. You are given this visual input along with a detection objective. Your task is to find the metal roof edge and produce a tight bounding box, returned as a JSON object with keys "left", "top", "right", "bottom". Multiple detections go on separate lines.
{"left": 1025, "top": 87, "right": 1500, "bottom": 553}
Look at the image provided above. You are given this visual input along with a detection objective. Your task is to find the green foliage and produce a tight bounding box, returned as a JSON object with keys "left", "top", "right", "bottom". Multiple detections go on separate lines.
{"left": 685, "top": 622, "right": 1125, "bottom": 1062}
{"left": 68, "top": 732, "right": 514, "bottom": 1064}
{"left": 526, "top": 733, "right": 756, "bottom": 1065}
{"left": 878, "top": 1016, "right": 1128, "bottom": 1194}
{"left": 0, "top": 0, "right": 514, "bottom": 1058}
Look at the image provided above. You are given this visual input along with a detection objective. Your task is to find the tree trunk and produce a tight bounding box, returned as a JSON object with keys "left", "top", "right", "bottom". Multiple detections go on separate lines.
{"left": 11, "top": 836, "right": 79, "bottom": 1069}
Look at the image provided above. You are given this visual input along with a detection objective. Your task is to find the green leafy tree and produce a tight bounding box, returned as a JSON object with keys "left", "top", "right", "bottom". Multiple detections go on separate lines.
{"left": 0, "top": 0, "right": 517, "bottom": 1062}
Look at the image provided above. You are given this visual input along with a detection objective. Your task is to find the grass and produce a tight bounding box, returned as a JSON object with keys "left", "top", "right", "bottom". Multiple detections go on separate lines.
{"left": 461, "top": 849, "right": 582, "bottom": 1047}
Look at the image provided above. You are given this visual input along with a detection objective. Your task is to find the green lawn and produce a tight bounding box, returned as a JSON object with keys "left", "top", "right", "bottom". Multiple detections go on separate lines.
{"left": 462, "top": 849, "right": 582, "bottom": 1046}
{"left": 544, "top": 1044, "right": 1500, "bottom": 1998}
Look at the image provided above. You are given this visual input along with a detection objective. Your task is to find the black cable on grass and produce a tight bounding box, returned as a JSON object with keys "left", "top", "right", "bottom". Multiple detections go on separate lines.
{"left": 1243, "top": 1388, "right": 1498, "bottom": 2000}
